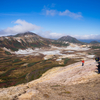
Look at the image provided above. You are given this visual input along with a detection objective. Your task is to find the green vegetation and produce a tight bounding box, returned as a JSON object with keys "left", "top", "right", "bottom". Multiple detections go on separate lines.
{"left": 0, "top": 68, "right": 16, "bottom": 77}
{"left": 63, "top": 58, "right": 70, "bottom": 65}
{"left": 51, "top": 41, "right": 69, "bottom": 47}
{"left": 61, "top": 91, "right": 71, "bottom": 94}
{"left": 12, "top": 59, "right": 22, "bottom": 63}
{"left": 91, "top": 46, "right": 100, "bottom": 49}
{"left": 27, "top": 62, "right": 39, "bottom": 67}
{"left": 88, "top": 53, "right": 91, "bottom": 55}
{"left": 0, "top": 51, "right": 75, "bottom": 88}
{"left": 93, "top": 49, "right": 100, "bottom": 57}
{"left": 14, "top": 62, "right": 25, "bottom": 65}
{"left": 0, "top": 39, "right": 25, "bottom": 51}
{"left": 5, "top": 51, "right": 11, "bottom": 55}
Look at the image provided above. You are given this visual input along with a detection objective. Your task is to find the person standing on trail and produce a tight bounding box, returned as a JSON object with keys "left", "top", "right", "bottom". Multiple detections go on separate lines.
{"left": 97, "top": 61, "right": 100, "bottom": 74}
{"left": 95, "top": 57, "right": 100, "bottom": 62}
{"left": 81, "top": 60, "right": 84, "bottom": 66}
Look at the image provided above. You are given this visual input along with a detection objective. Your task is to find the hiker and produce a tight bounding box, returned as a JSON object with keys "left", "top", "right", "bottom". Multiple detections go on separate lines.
{"left": 95, "top": 57, "right": 100, "bottom": 62}
{"left": 97, "top": 62, "right": 100, "bottom": 74}
{"left": 81, "top": 60, "right": 84, "bottom": 66}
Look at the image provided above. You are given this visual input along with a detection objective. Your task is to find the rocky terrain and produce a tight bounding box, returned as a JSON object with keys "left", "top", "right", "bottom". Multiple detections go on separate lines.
{"left": 0, "top": 59, "right": 100, "bottom": 100}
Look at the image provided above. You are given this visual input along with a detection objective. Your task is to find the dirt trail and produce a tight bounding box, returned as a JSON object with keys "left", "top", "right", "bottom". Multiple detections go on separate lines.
{"left": 35, "top": 59, "right": 97, "bottom": 85}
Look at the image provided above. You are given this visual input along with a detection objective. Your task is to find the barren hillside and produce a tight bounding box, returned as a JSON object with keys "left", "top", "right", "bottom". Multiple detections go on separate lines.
{"left": 0, "top": 59, "right": 100, "bottom": 100}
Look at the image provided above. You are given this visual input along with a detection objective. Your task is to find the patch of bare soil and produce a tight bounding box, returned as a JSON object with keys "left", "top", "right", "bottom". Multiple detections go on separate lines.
{"left": 27, "top": 76, "right": 100, "bottom": 100}
{"left": 28, "top": 77, "right": 100, "bottom": 100}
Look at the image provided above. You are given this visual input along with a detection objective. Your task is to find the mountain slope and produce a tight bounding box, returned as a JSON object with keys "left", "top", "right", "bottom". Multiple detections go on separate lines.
{"left": 0, "top": 32, "right": 51, "bottom": 51}
{"left": 0, "top": 59, "right": 100, "bottom": 100}
{"left": 58, "top": 35, "right": 82, "bottom": 43}
{"left": 0, "top": 32, "right": 69, "bottom": 51}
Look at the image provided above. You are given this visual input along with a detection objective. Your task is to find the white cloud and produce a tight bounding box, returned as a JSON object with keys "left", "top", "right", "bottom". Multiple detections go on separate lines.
{"left": 37, "top": 31, "right": 64, "bottom": 39}
{"left": 73, "top": 34, "right": 100, "bottom": 40}
{"left": 46, "top": 10, "right": 57, "bottom": 16}
{"left": 42, "top": 6, "right": 57, "bottom": 16}
{"left": 0, "top": 19, "right": 64, "bottom": 39}
{"left": 48, "top": 32, "right": 64, "bottom": 39}
{"left": 42, "top": 7, "right": 83, "bottom": 19}
{"left": 59, "top": 10, "right": 83, "bottom": 19}
{"left": 0, "top": 19, "right": 41, "bottom": 35}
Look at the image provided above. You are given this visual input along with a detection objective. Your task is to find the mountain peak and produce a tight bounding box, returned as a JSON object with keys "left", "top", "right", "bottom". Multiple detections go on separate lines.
{"left": 90, "top": 40, "right": 99, "bottom": 44}
{"left": 14, "top": 31, "right": 37, "bottom": 37}
{"left": 58, "top": 35, "right": 81, "bottom": 43}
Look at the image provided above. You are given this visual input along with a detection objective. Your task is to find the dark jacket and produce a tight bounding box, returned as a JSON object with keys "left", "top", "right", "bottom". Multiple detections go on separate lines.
{"left": 95, "top": 57, "right": 100, "bottom": 62}
{"left": 97, "top": 64, "right": 100, "bottom": 69}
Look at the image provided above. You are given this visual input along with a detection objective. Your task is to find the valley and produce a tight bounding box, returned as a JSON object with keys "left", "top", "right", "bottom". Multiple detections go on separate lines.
{"left": 0, "top": 41, "right": 98, "bottom": 88}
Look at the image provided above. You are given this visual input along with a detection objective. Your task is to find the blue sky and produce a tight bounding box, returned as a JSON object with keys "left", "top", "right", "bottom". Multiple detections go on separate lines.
{"left": 0, "top": 0, "right": 100, "bottom": 40}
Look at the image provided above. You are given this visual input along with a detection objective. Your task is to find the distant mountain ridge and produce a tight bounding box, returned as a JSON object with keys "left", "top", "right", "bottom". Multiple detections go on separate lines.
{"left": 0, "top": 32, "right": 69, "bottom": 51}
{"left": 58, "top": 35, "right": 82, "bottom": 43}
{"left": 78, "top": 39, "right": 100, "bottom": 43}
{"left": 90, "top": 40, "right": 99, "bottom": 44}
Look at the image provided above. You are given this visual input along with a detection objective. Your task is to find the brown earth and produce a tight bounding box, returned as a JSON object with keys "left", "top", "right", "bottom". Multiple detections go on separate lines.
{"left": 0, "top": 59, "right": 100, "bottom": 100}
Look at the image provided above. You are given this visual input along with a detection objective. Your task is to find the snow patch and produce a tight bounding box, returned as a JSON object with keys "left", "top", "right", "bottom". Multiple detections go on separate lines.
{"left": 66, "top": 45, "right": 89, "bottom": 51}
{"left": 86, "top": 55, "right": 95, "bottom": 58}
{"left": 14, "top": 48, "right": 63, "bottom": 56}
{"left": 56, "top": 59, "right": 62, "bottom": 61}
{"left": 40, "top": 50, "right": 62, "bottom": 55}
{"left": 59, "top": 54, "right": 76, "bottom": 58}
{"left": 50, "top": 44, "right": 90, "bottom": 51}
{"left": 5, "top": 37, "right": 9, "bottom": 39}
{"left": 66, "top": 51, "right": 74, "bottom": 53}
{"left": 3, "top": 47, "right": 12, "bottom": 52}
{"left": 15, "top": 48, "right": 35, "bottom": 54}
{"left": 17, "top": 40, "right": 21, "bottom": 43}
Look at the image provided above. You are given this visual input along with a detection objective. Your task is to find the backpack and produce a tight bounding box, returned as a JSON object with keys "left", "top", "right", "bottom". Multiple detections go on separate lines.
{"left": 95, "top": 57, "right": 99, "bottom": 61}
